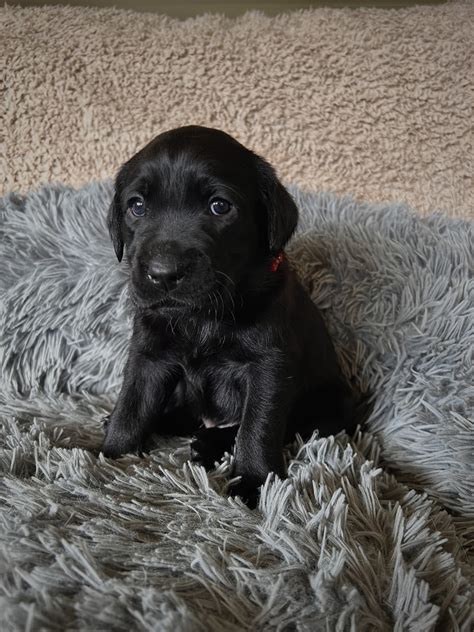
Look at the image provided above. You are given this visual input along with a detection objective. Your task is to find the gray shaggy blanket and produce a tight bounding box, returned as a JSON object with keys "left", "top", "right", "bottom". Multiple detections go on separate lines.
{"left": 0, "top": 181, "right": 472, "bottom": 630}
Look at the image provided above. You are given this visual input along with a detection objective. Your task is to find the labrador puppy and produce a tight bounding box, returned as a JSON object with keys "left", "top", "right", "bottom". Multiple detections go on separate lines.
{"left": 103, "top": 125, "right": 356, "bottom": 506}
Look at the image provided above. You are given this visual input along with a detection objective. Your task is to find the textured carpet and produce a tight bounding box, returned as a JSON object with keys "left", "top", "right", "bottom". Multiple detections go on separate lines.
{"left": 0, "top": 181, "right": 472, "bottom": 630}
{"left": 2, "top": 1, "right": 473, "bottom": 218}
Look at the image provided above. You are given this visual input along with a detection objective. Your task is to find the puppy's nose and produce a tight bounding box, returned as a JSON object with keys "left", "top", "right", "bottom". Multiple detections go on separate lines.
{"left": 146, "top": 259, "right": 184, "bottom": 291}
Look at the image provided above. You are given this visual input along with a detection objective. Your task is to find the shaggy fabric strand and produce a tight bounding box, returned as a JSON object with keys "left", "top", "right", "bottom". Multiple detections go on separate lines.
{"left": 1, "top": 1, "right": 473, "bottom": 218}
{"left": 0, "top": 181, "right": 472, "bottom": 630}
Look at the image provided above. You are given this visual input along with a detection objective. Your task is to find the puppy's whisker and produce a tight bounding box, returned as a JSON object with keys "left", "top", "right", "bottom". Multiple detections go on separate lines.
{"left": 209, "top": 290, "right": 218, "bottom": 325}
{"left": 216, "top": 278, "right": 233, "bottom": 306}
{"left": 216, "top": 287, "right": 225, "bottom": 322}
{"left": 216, "top": 269, "right": 236, "bottom": 288}
{"left": 215, "top": 279, "right": 236, "bottom": 324}
{"left": 214, "top": 284, "right": 225, "bottom": 323}
{"left": 223, "top": 283, "right": 236, "bottom": 315}
{"left": 215, "top": 270, "right": 242, "bottom": 313}
{"left": 173, "top": 312, "right": 180, "bottom": 336}
{"left": 216, "top": 290, "right": 223, "bottom": 325}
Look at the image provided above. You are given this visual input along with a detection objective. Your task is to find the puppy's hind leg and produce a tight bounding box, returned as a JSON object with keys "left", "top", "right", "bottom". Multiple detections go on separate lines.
{"left": 288, "top": 381, "right": 369, "bottom": 443}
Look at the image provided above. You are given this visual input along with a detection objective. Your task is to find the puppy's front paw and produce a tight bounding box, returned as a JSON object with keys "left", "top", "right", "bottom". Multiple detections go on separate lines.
{"left": 101, "top": 438, "right": 146, "bottom": 459}
{"left": 101, "top": 432, "right": 129, "bottom": 459}
{"left": 101, "top": 423, "right": 144, "bottom": 460}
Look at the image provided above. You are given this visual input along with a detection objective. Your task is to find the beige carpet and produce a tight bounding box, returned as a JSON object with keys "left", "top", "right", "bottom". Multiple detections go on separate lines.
{"left": 2, "top": 1, "right": 473, "bottom": 218}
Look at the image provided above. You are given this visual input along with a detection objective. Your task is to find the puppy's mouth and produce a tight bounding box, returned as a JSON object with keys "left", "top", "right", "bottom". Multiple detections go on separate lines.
{"left": 130, "top": 271, "right": 233, "bottom": 313}
{"left": 130, "top": 284, "right": 211, "bottom": 309}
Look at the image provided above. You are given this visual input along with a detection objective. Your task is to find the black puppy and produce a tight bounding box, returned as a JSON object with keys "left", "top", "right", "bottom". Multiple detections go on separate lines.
{"left": 103, "top": 125, "right": 355, "bottom": 506}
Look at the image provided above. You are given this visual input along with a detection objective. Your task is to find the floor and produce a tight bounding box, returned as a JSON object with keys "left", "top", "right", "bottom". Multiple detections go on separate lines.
{"left": 12, "top": 0, "right": 447, "bottom": 18}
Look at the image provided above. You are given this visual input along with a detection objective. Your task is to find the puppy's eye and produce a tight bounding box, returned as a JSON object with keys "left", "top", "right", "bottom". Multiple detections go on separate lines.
{"left": 209, "top": 198, "right": 232, "bottom": 216}
{"left": 128, "top": 197, "right": 145, "bottom": 217}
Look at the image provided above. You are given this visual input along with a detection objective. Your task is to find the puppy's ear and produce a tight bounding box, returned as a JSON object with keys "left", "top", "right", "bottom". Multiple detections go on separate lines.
{"left": 107, "top": 191, "right": 124, "bottom": 262}
{"left": 256, "top": 157, "right": 298, "bottom": 254}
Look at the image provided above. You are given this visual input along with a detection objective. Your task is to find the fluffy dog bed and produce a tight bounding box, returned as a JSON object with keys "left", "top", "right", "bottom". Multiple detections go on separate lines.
{"left": 0, "top": 181, "right": 472, "bottom": 630}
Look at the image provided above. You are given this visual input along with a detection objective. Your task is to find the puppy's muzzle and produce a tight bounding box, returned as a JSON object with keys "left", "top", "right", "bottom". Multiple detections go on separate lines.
{"left": 136, "top": 241, "right": 213, "bottom": 299}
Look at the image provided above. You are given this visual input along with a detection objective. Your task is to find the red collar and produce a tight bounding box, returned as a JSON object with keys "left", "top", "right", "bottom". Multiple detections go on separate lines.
{"left": 270, "top": 252, "right": 285, "bottom": 273}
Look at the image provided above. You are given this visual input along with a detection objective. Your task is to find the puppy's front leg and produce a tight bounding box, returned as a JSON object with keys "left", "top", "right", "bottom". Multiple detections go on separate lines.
{"left": 230, "top": 360, "right": 289, "bottom": 507}
{"left": 102, "top": 352, "right": 176, "bottom": 458}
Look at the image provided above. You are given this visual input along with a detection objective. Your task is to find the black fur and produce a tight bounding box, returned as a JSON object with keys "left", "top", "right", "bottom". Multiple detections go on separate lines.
{"left": 103, "top": 125, "right": 356, "bottom": 507}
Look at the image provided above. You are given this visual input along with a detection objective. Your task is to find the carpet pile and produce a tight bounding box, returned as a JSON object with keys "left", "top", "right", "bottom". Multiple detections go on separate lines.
{"left": 2, "top": 1, "right": 473, "bottom": 217}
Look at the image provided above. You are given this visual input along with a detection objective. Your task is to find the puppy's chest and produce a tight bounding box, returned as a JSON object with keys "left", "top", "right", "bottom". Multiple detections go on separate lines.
{"left": 179, "top": 351, "right": 247, "bottom": 427}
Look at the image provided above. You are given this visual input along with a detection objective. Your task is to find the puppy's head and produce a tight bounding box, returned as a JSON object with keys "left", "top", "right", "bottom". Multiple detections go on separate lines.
{"left": 108, "top": 126, "right": 298, "bottom": 311}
